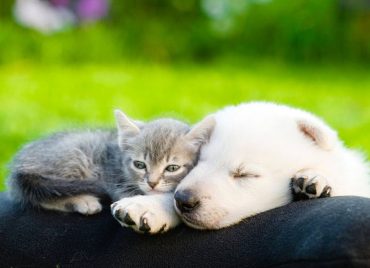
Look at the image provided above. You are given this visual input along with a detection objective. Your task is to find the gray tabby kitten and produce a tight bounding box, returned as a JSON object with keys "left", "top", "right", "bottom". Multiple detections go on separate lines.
{"left": 8, "top": 110, "right": 214, "bottom": 215}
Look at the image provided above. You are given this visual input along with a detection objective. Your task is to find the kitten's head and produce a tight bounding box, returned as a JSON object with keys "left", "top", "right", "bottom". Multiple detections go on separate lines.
{"left": 115, "top": 110, "right": 215, "bottom": 194}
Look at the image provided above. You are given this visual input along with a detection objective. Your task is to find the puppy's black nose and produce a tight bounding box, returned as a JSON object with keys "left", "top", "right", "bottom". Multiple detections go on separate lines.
{"left": 174, "top": 190, "right": 200, "bottom": 213}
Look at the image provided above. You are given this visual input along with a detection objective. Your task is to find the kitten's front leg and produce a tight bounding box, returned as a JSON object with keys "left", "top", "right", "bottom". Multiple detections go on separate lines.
{"left": 41, "top": 195, "right": 102, "bottom": 215}
{"left": 111, "top": 193, "right": 180, "bottom": 234}
{"left": 291, "top": 169, "right": 332, "bottom": 201}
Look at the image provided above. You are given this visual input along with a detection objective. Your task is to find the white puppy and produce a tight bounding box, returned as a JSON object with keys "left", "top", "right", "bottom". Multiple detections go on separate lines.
{"left": 112, "top": 102, "right": 370, "bottom": 233}
{"left": 174, "top": 102, "right": 370, "bottom": 230}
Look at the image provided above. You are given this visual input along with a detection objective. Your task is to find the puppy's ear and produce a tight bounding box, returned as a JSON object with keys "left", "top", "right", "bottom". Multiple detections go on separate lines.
{"left": 297, "top": 117, "right": 338, "bottom": 151}
{"left": 114, "top": 109, "right": 140, "bottom": 148}
{"left": 185, "top": 116, "right": 215, "bottom": 148}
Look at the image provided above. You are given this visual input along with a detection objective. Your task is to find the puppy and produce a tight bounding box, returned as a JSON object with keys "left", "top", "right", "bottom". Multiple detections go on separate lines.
{"left": 174, "top": 102, "right": 370, "bottom": 230}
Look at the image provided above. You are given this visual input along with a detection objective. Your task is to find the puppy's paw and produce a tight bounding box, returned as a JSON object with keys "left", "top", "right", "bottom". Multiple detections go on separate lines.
{"left": 111, "top": 196, "right": 171, "bottom": 235}
{"left": 291, "top": 169, "right": 332, "bottom": 201}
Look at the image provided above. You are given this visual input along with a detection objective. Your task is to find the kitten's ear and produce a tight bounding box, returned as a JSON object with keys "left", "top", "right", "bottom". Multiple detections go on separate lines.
{"left": 114, "top": 109, "right": 141, "bottom": 134}
{"left": 296, "top": 117, "right": 338, "bottom": 151}
{"left": 114, "top": 110, "right": 141, "bottom": 148}
{"left": 185, "top": 116, "right": 215, "bottom": 147}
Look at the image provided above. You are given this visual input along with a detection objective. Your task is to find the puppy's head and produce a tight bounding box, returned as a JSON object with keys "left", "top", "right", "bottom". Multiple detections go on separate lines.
{"left": 174, "top": 102, "right": 338, "bottom": 229}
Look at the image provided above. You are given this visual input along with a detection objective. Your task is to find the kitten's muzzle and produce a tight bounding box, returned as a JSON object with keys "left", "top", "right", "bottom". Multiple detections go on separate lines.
{"left": 174, "top": 190, "right": 200, "bottom": 213}
{"left": 148, "top": 180, "right": 159, "bottom": 189}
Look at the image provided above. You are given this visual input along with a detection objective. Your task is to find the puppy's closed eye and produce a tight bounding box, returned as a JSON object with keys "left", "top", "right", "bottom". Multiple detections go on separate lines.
{"left": 231, "top": 168, "right": 260, "bottom": 179}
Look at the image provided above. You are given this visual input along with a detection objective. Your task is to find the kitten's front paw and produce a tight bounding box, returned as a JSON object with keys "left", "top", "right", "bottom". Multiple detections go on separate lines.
{"left": 41, "top": 194, "right": 102, "bottom": 215}
{"left": 111, "top": 196, "right": 172, "bottom": 234}
{"left": 291, "top": 169, "right": 332, "bottom": 201}
{"left": 71, "top": 195, "right": 102, "bottom": 215}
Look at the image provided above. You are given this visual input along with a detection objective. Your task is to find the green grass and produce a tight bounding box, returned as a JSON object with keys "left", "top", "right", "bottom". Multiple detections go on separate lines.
{"left": 1, "top": 60, "right": 369, "bottom": 191}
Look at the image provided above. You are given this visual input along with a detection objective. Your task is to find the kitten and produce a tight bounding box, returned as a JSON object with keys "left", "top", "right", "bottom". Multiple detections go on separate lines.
{"left": 8, "top": 110, "right": 214, "bottom": 215}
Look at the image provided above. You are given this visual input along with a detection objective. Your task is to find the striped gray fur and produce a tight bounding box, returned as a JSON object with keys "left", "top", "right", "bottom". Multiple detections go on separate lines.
{"left": 7, "top": 111, "right": 215, "bottom": 214}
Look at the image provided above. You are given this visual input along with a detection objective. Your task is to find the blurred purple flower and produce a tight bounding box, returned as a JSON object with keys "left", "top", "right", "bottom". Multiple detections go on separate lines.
{"left": 50, "top": 0, "right": 109, "bottom": 21}
{"left": 50, "top": 0, "right": 70, "bottom": 8}
{"left": 76, "top": 0, "right": 109, "bottom": 21}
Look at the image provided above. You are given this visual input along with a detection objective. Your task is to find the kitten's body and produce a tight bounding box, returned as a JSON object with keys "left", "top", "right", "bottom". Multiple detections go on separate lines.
{"left": 9, "top": 129, "right": 129, "bottom": 208}
{"left": 8, "top": 112, "right": 209, "bottom": 215}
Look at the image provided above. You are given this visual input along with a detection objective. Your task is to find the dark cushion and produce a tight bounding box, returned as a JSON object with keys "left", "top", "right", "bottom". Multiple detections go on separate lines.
{"left": 0, "top": 192, "right": 370, "bottom": 268}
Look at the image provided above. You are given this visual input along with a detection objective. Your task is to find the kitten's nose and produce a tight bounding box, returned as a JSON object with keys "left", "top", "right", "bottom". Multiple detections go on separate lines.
{"left": 148, "top": 181, "right": 159, "bottom": 189}
{"left": 174, "top": 190, "right": 200, "bottom": 213}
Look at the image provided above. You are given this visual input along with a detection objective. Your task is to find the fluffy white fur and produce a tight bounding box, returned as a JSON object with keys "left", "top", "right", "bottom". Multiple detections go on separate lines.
{"left": 112, "top": 102, "right": 370, "bottom": 233}
{"left": 111, "top": 193, "right": 180, "bottom": 234}
{"left": 175, "top": 102, "right": 370, "bottom": 229}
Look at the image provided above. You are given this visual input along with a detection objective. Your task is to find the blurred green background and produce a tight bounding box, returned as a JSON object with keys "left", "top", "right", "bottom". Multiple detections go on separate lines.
{"left": 0, "top": 0, "right": 369, "bottom": 190}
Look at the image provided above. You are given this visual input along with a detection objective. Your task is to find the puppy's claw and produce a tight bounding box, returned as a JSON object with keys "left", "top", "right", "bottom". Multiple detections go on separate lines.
{"left": 111, "top": 202, "right": 118, "bottom": 210}
{"left": 320, "top": 186, "right": 332, "bottom": 198}
{"left": 295, "top": 177, "right": 305, "bottom": 190}
{"left": 139, "top": 217, "right": 151, "bottom": 233}
{"left": 159, "top": 224, "right": 167, "bottom": 233}
{"left": 305, "top": 183, "right": 317, "bottom": 195}
{"left": 113, "top": 208, "right": 121, "bottom": 221}
{"left": 123, "top": 213, "right": 135, "bottom": 226}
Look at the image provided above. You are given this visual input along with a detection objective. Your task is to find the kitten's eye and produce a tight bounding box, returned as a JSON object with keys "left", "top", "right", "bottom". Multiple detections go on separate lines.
{"left": 133, "top": 161, "right": 146, "bottom": 170}
{"left": 165, "top": 165, "right": 180, "bottom": 172}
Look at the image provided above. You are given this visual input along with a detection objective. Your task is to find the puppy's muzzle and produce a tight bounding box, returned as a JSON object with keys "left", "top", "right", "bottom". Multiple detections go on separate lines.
{"left": 174, "top": 190, "right": 200, "bottom": 213}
